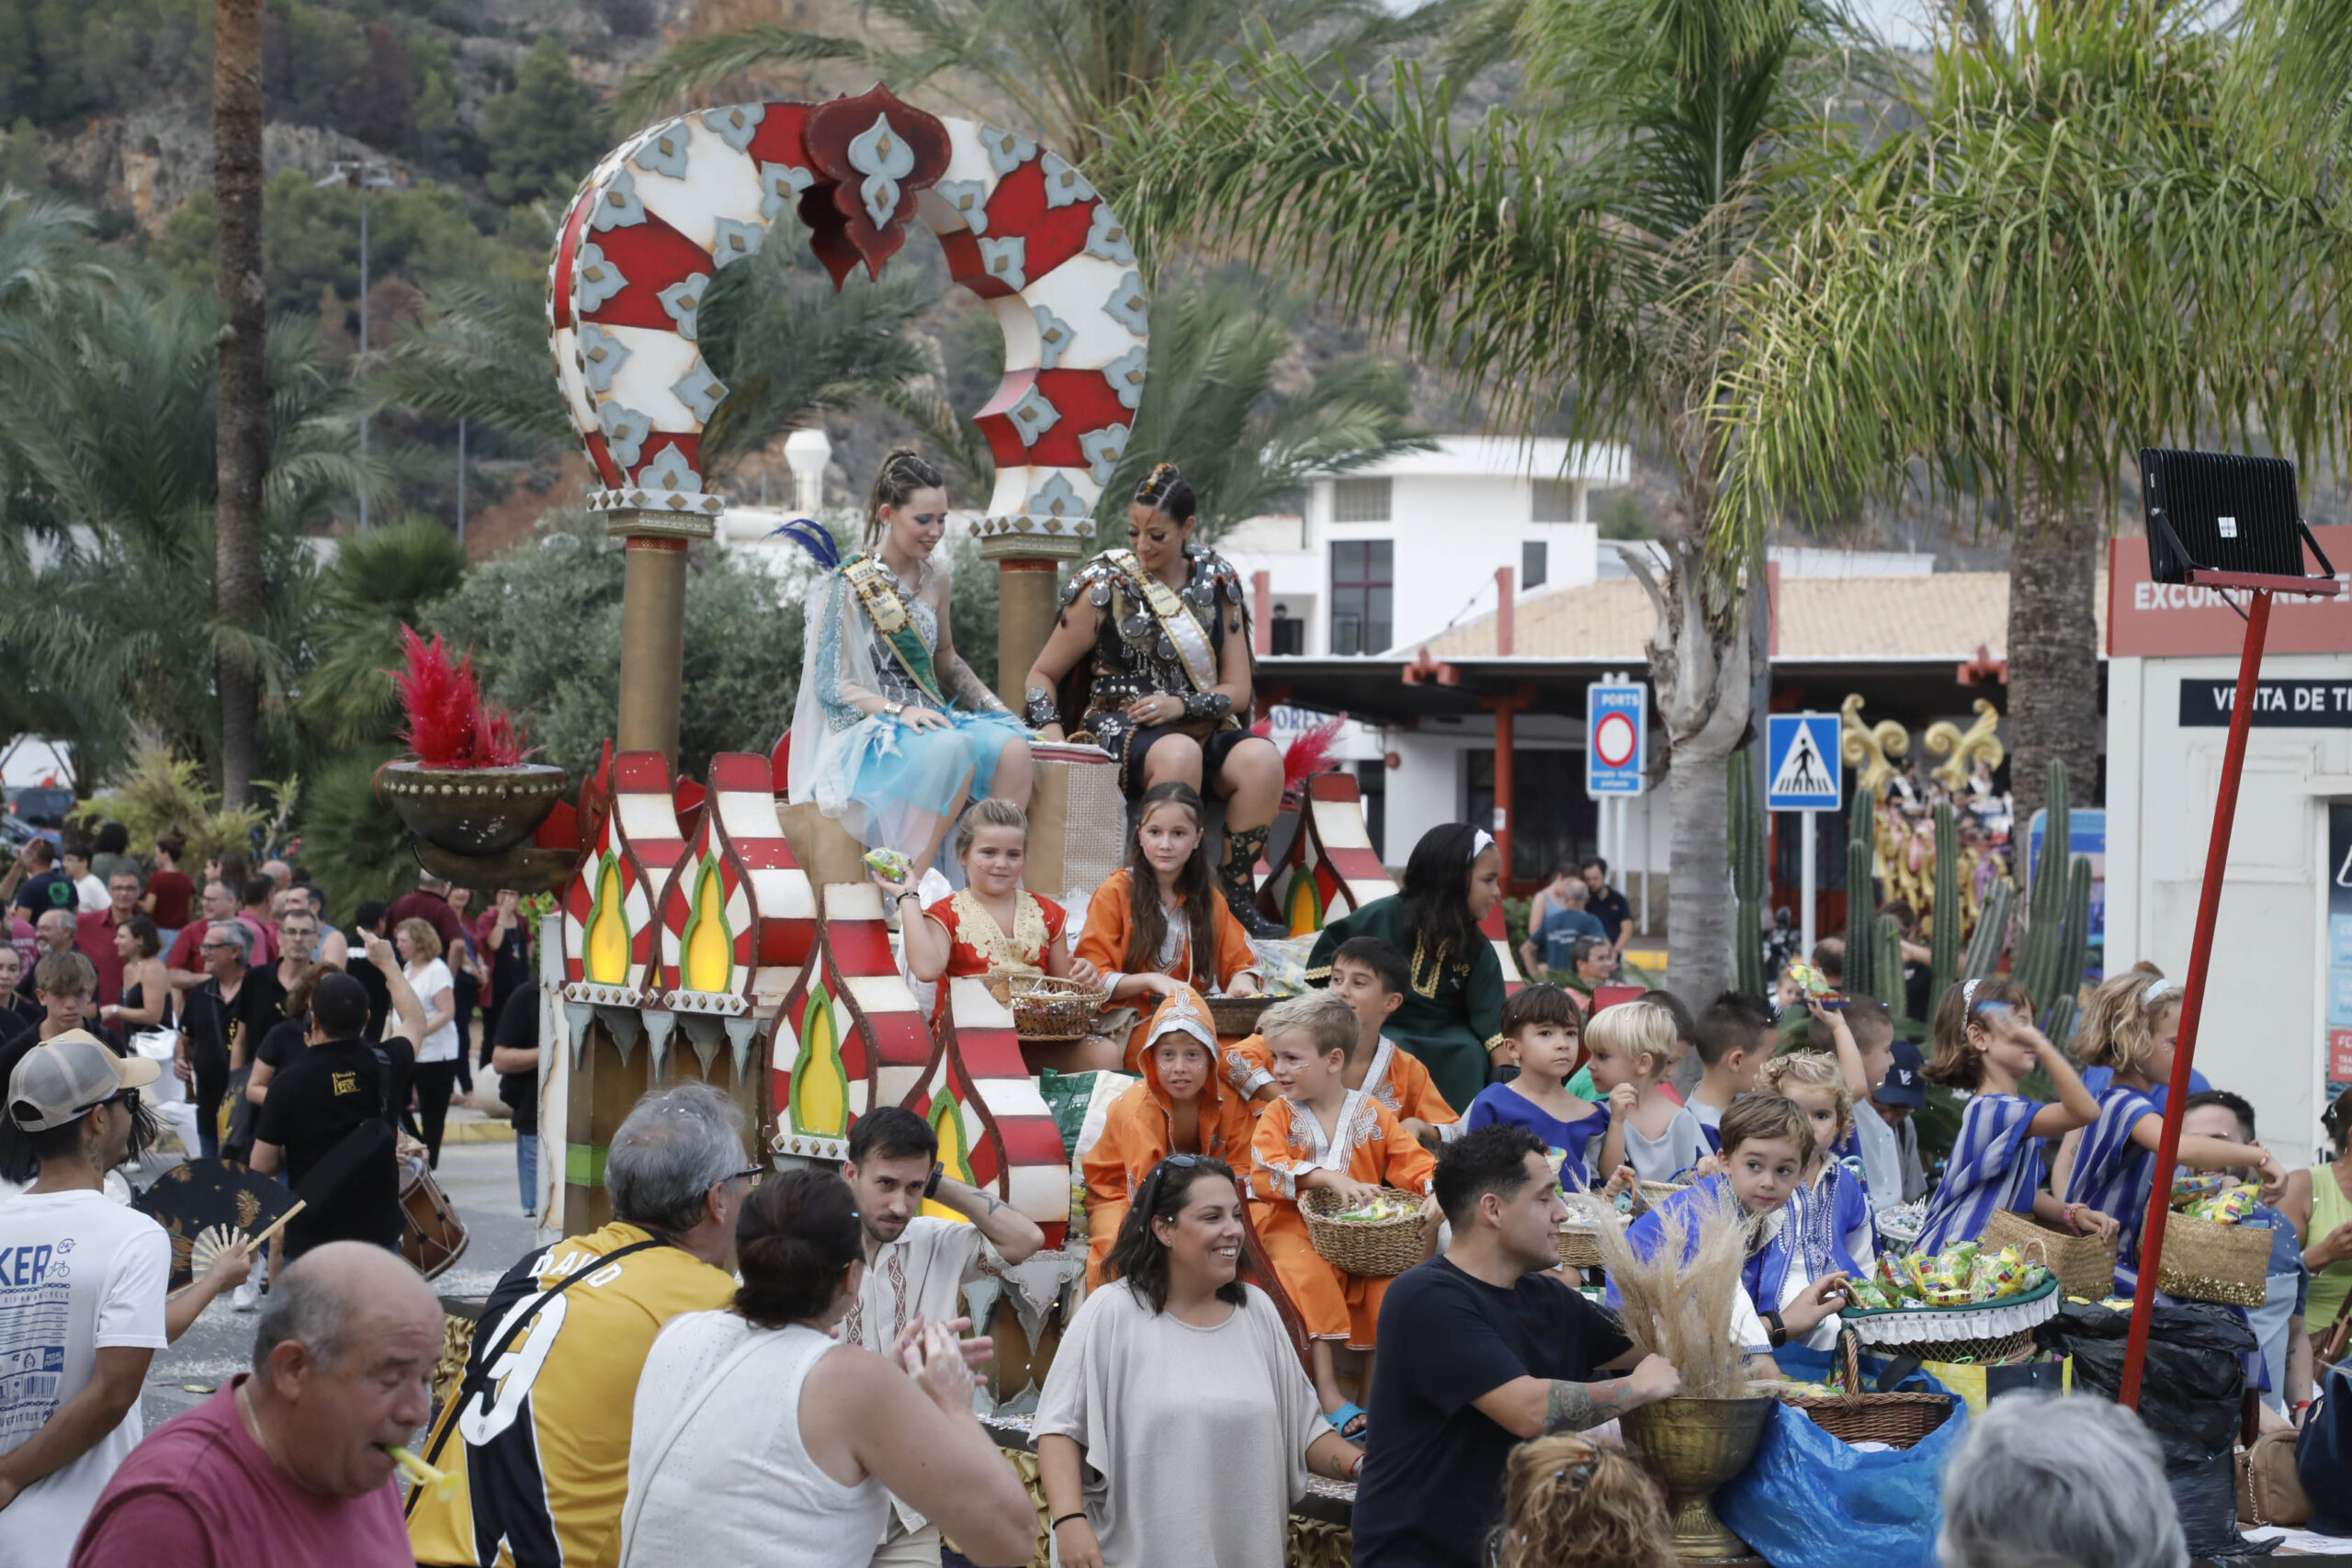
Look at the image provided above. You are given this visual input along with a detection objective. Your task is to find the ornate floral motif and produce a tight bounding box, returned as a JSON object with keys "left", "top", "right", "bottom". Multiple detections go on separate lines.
{"left": 979, "top": 121, "right": 1037, "bottom": 174}
{"left": 576, "top": 322, "right": 629, "bottom": 392}
{"left": 1080, "top": 424, "right": 1126, "bottom": 483}
{"left": 700, "top": 102, "right": 763, "bottom": 152}
{"left": 1005, "top": 384, "right": 1061, "bottom": 446}
{"left": 1033, "top": 303, "right": 1075, "bottom": 369}
{"left": 598, "top": 402, "right": 651, "bottom": 468}
{"left": 978, "top": 235, "right": 1029, "bottom": 291}
{"left": 1105, "top": 270, "right": 1148, "bottom": 334}
{"left": 1103, "top": 344, "right": 1148, "bottom": 410}
{"left": 937, "top": 179, "right": 988, "bottom": 232}
{"left": 670, "top": 359, "right": 727, "bottom": 423}
{"left": 656, "top": 276, "right": 706, "bottom": 339}
{"left": 1085, "top": 203, "right": 1135, "bottom": 265}
{"left": 574, "top": 242, "right": 628, "bottom": 310}
{"left": 590, "top": 168, "right": 646, "bottom": 231}
{"left": 711, "top": 217, "right": 764, "bottom": 267}
{"left": 634, "top": 119, "right": 693, "bottom": 179}
{"left": 1039, "top": 152, "right": 1095, "bottom": 209}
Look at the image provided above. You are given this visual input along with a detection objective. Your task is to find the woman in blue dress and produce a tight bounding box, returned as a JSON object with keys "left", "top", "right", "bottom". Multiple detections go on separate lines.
{"left": 788, "top": 448, "right": 1031, "bottom": 878}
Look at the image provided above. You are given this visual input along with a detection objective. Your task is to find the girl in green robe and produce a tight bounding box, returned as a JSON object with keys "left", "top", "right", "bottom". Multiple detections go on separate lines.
{"left": 1305, "top": 823, "right": 1506, "bottom": 1111}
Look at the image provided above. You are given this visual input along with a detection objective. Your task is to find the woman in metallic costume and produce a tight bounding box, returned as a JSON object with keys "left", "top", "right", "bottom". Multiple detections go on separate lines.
{"left": 1022, "top": 463, "right": 1285, "bottom": 938}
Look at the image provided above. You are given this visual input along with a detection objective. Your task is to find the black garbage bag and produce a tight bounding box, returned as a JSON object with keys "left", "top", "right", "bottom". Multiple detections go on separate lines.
{"left": 2035, "top": 1301, "right": 2254, "bottom": 1462}
{"left": 2037, "top": 1301, "right": 2273, "bottom": 1561}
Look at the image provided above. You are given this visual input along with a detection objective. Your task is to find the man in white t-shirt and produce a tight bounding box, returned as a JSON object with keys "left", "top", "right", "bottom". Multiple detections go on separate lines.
{"left": 838, "top": 1106, "right": 1046, "bottom": 1568}
{"left": 0, "top": 1032, "right": 170, "bottom": 1568}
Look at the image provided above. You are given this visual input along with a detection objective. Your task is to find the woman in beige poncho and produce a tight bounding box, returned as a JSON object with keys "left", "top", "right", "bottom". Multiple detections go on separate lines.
{"left": 1035, "top": 1156, "right": 1363, "bottom": 1568}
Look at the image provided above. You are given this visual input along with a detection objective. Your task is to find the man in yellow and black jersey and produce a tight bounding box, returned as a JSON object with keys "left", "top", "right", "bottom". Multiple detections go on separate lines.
{"left": 406, "top": 1083, "right": 753, "bottom": 1568}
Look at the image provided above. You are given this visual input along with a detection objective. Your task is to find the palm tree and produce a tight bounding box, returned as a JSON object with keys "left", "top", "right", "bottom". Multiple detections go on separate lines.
{"left": 1092, "top": 276, "right": 1430, "bottom": 538}
{"left": 615, "top": 0, "right": 1438, "bottom": 159}
{"left": 0, "top": 282, "right": 365, "bottom": 784}
{"left": 300, "top": 520, "right": 472, "bottom": 749}
{"left": 1720, "top": 0, "right": 2352, "bottom": 834}
{"left": 214, "top": 0, "right": 267, "bottom": 807}
{"left": 1103, "top": 0, "right": 1874, "bottom": 1009}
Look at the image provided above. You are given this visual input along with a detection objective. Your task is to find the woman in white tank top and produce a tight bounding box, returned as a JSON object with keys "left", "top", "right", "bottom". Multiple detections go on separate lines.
{"left": 617, "top": 1170, "right": 1035, "bottom": 1567}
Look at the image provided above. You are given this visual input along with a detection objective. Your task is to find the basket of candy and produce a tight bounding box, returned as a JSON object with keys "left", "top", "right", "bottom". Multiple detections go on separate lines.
{"left": 1840, "top": 1243, "right": 2062, "bottom": 1360}
{"left": 2154, "top": 1178, "right": 2272, "bottom": 1306}
{"left": 1780, "top": 1330, "right": 1956, "bottom": 1449}
{"left": 1303, "top": 1188, "right": 1427, "bottom": 1277}
{"left": 1981, "top": 1209, "right": 2115, "bottom": 1301}
{"left": 1008, "top": 975, "right": 1105, "bottom": 1043}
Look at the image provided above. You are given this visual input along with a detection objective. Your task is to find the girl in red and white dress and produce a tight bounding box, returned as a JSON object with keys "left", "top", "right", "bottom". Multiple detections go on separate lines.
{"left": 876, "top": 798, "right": 1111, "bottom": 1073}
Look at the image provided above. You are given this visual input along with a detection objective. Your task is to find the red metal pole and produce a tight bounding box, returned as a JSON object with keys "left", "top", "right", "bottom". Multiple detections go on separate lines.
{"left": 2118, "top": 588, "right": 2273, "bottom": 1407}
{"left": 1494, "top": 699, "right": 1516, "bottom": 882}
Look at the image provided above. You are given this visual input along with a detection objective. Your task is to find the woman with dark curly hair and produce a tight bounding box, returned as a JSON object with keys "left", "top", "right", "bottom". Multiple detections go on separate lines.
{"left": 1035, "top": 1156, "right": 1361, "bottom": 1568}
{"left": 1021, "top": 462, "right": 1286, "bottom": 937}
{"left": 618, "top": 1169, "right": 1033, "bottom": 1566}
{"left": 1304, "top": 822, "right": 1509, "bottom": 1111}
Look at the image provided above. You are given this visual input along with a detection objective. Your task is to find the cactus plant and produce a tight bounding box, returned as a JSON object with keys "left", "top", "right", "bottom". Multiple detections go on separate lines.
{"left": 1843, "top": 786, "right": 1876, "bottom": 998}
{"left": 1962, "top": 878, "right": 2014, "bottom": 982}
{"left": 2041, "top": 857, "right": 2094, "bottom": 1040}
{"left": 1928, "top": 800, "right": 1960, "bottom": 1011}
{"left": 1875, "top": 912, "right": 1906, "bottom": 1013}
{"left": 2017, "top": 760, "right": 2072, "bottom": 1011}
{"left": 1729, "top": 748, "right": 1767, "bottom": 995}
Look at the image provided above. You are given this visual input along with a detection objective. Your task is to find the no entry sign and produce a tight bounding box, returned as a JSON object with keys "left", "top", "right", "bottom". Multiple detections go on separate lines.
{"left": 1587, "top": 682, "right": 1647, "bottom": 796}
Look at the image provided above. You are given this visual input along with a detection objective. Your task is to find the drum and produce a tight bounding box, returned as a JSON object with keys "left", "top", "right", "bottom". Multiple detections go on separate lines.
{"left": 399, "top": 1156, "right": 469, "bottom": 1280}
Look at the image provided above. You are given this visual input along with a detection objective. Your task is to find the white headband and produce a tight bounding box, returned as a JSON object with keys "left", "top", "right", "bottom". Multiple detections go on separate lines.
{"left": 1471, "top": 829, "right": 1495, "bottom": 861}
{"left": 2141, "top": 976, "right": 2174, "bottom": 1003}
{"left": 1962, "top": 977, "right": 1980, "bottom": 1006}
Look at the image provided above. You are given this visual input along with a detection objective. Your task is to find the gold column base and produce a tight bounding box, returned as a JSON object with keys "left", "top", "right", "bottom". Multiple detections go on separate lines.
{"left": 606, "top": 504, "right": 716, "bottom": 771}
{"left": 976, "top": 520, "right": 1091, "bottom": 712}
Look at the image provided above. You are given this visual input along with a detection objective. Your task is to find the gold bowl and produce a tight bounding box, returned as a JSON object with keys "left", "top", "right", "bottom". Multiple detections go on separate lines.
{"left": 1620, "top": 1395, "right": 1775, "bottom": 1561}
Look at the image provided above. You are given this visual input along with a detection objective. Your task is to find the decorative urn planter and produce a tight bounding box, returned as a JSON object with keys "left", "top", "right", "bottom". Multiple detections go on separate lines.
{"left": 379, "top": 761, "right": 569, "bottom": 857}
{"left": 1620, "top": 1394, "right": 1776, "bottom": 1561}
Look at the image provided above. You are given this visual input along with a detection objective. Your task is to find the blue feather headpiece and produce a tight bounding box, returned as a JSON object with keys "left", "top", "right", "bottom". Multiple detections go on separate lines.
{"left": 769, "top": 515, "right": 841, "bottom": 571}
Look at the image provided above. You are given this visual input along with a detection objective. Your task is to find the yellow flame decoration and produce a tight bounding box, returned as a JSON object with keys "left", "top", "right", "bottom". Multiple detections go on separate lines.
{"left": 682, "top": 858, "right": 732, "bottom": 994}
{"left": 922, "top": 1089, "right": 978, "bottom": 1222}
{"left": 584, "top": 856, "right": 630, "bottom": 985}
{"left": 789, "top": 978, "right": 849, "bottom": 1138}
{"left": 1286, "top": 871, "right": 1324, "bottom": 937}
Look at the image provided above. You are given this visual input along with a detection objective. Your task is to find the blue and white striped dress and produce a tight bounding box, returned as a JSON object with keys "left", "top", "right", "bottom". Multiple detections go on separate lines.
{"left": 2064, "top": 1084, "right": 2160, "bottom": 1293}
{"left": 1915, "top": 1092, "right": 2045, "bottom": 1255}
{"left": 1785, "top": 1159, "right": 1877, "bottom": 1280}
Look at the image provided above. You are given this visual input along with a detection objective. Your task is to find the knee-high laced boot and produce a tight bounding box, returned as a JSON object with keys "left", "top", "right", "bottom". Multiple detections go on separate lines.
{"left": 1218, "top": 823, "right": 1285, "bottom": 940}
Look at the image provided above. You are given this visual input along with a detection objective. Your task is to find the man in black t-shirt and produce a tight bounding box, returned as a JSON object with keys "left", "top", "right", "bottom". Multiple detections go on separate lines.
{"left": 1579, "top": 856, "right": 1635, "bottom": 956}
{"left": 252, "top": 971, "right": 413, "bottom": 1258}
{"left": 489, "top": 982, "right": 540, "bottom": 1216}
{"left": 1352, "top": 1125, "right": 1682, "bottom": 1567}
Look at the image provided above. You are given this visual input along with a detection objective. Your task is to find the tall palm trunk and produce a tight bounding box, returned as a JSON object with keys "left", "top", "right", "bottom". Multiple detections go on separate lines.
{"left": 1630, "top": 535, "right": 1752, "bottom": 1018}
{"left": 213, "top": 0, "right": 265, "bottom": 807}
{"left": 2004, "top": 464, "right": 2102, "bottom": 850}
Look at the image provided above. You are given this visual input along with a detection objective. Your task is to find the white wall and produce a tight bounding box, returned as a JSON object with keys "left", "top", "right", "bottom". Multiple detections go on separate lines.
{"left": 2107, "top": 649, "right": 2352, "bottom": 1170}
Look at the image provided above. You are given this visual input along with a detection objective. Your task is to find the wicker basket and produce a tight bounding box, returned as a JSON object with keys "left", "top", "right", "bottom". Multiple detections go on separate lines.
{"left": 1635, "top": 1180, "right": 1690, "bottom": 1214}
{"left": 1009, "top": 975, "right": 1105, "bottom": 1043}
{"left": 1207, "top": 995, "right": 1273, "bottom": 1037}
{"left": 2153, "top": 1212, "right": 2273, "bottom": 1306}
{"left": 1784, "top": 1331, "right": 1956, "bottom": 1449}
{"left": 1983, "top": 1209, "right": 2116, "bottom": 1301}
{"left": 1557, "top": 1224, "right": 1607, "bottom": 1271}
{"left": 1302, "top": 1188, "right": 1427, "bottom": 1278}
{"left": 1898, "top": 1327, "right": 2038, "bottom": 1364}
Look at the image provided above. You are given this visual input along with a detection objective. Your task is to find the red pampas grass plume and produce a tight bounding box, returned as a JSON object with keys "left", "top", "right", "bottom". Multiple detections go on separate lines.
{"left": 389, "top": 625, "right": 533, "bottom": 769}
{"left": 1281, "top": 714, "right": 1347, "bottom": 797}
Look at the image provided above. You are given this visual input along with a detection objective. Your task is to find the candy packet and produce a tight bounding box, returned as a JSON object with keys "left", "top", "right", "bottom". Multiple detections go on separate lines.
{"left": 863, "top": 847, "right": 914, "bottom": 884}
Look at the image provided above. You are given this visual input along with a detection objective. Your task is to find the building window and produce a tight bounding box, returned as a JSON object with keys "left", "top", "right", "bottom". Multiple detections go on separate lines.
{"left": 1521, "top": 540, "right": 1547, "bottom": 590}
{"left": 1329, "top": 541, "right": 1393, "bottom": 656}
{"left": 1332, "top": 477, "right": 1393, "bottom": 523}
{"left": 1356, "top": 760, "right": 1386, "bottom": 861}
{"left": 1532, "top": 479, "right": 1578, "bottom": 524}
{"left": 1467, "top": 749, "right": 1593, "bottom": 884}
{"left": 1270, "top": 604, "right": 1305, "bottom": 656}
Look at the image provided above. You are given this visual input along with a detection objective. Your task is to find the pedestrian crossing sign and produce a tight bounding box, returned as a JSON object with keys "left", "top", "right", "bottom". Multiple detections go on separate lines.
{"left": 1765, "top": 713, "right": 1842, "bottom": 811}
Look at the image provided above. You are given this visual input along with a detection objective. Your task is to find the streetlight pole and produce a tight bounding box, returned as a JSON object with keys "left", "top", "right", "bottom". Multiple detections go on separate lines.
{"left": 319, "top": 160, "right": 396, "bottom": 530}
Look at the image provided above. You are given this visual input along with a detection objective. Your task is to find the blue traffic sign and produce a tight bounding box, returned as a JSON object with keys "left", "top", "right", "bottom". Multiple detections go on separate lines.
{"left": 1765, "top": 713, "right": 1843, "bottom": 811}
{"left": 1587, "top": 683, "right": 1648, "bottom": 796}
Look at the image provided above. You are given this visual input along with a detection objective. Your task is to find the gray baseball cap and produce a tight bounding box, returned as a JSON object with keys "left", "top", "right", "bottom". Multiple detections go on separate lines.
{"left": 6, "top": 1032, "right": 160, "bottom": 1132}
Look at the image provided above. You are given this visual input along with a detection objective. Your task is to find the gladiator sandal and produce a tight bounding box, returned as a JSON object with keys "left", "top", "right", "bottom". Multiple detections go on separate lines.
{"left": 1219, "top": 824, "right": 1286, "bottom": 939}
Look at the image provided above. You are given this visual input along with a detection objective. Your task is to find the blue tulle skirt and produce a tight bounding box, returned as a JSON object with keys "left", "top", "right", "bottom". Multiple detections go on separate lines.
{"left": 812, "top": 708, "right": 1026, "bottom": 853}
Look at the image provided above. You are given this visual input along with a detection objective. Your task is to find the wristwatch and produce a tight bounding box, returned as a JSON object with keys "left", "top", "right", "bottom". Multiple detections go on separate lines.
{"left": 923, "top": 1160, "right": 944, "bottom": 1200}
{"left": 883, "top": 700, "right": 905, "bottom": 719}
{"left": 1761, "top": 1310, "right": 1789, "bottom": 1348}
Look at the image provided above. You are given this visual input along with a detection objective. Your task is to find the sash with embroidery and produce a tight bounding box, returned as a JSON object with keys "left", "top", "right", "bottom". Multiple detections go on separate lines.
{"left": 839, "top": 554, "right": 946, "bottom": 707}
{"left": 1103, "top": 548, "right": 1219, "bottom": 695}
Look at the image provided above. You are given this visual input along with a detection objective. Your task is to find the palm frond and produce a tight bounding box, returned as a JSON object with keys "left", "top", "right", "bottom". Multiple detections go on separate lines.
{"left": 614, "top": 26, "right": 866, "bottom": 122}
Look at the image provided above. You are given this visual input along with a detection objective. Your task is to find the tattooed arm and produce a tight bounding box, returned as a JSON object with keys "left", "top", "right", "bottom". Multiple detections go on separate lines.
{"left": 1471, "top": 1355, "right": 1683, "bottom": 1439}
{"left": 934, "top": 1174, "right": 1046, "bottom": 1267}
{"left": 925, "top": 566, "right": 1012, "bottom": 714}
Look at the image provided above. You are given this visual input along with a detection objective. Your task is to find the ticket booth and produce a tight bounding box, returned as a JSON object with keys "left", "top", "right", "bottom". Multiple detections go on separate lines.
{"left": 2103, "top": 525, "right": 2352, "bottom": 1168}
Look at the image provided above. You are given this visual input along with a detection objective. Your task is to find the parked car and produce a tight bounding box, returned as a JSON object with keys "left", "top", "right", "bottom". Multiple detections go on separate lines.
{"left": 3, "top": 786, "right": 74, "bottom": 830}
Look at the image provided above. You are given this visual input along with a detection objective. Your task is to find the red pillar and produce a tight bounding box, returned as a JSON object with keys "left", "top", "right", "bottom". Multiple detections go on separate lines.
{"left": 1496, "top": 566, "right": 1515, "bottom": 656}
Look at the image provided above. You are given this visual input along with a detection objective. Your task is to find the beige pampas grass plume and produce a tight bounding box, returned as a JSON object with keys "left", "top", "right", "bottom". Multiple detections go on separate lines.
{"left": 1586, "top": 1185, "right": 1755, "bottom": 1398}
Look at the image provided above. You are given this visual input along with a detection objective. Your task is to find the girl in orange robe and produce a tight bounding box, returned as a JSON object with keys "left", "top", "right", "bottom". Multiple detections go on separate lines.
{"left": 882, "top": 797, "right": 1110, "bottom": 1072}
{"left": 1074, "top": 781, "right": 1261, "bottom": 1069}
{"left": 1080, "top": 987, "right": 1259, "bottom": 1287}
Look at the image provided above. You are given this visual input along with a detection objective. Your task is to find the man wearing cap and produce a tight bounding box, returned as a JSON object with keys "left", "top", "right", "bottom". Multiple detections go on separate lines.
{"left": 1867, "top": 1038, "right": 1930, "bottom": 1205}
{"left": 0, "top": 1033, "right": 170, "bottom": 1567}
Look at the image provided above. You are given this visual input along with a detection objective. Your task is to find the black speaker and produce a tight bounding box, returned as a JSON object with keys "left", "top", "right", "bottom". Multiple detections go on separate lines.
{"left": 2137, "top": 448, "right": 2324, "bottom": 585}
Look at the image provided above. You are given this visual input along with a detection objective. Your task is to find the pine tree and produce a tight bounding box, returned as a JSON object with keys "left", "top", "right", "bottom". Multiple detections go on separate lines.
{"left": 481, "top": 36, "right": 604, "bottom": 207}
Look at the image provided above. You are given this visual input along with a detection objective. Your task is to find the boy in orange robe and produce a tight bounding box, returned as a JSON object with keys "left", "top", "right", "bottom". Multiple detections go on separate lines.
{"left": 1223, "top": 938, "right": 1460, "bottom": 1146}
{"left": 1250, "top": 990, "right": 1439, "bottom": 1440}
{"left": 1080, "top": 986, "right": 1258, "bottom": 1287}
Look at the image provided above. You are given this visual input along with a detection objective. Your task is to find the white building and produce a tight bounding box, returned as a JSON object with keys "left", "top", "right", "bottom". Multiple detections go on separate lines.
{"left": 2104, "top": 526, "right": 2352, "bottom": 1169}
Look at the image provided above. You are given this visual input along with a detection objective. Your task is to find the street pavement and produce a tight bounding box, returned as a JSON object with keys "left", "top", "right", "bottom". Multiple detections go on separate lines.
{"left": 144, "top": 1111, "right": 545, "bottom": 1424}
